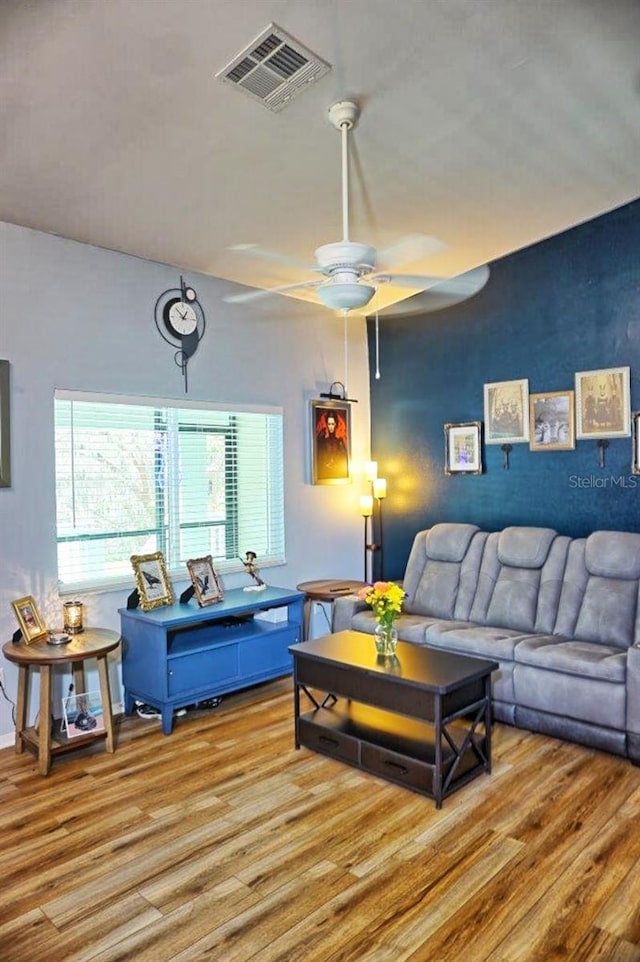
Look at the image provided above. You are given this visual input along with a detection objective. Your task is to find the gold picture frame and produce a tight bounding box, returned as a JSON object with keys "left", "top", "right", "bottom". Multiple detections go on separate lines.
{"left": 11, "top": 595, "right": 48, "bottom": 643}
{"left": 130, "top": 551, "right": 174, "bottom": 611}
{"left": 186, "top": 555, "right": 224, "bottom": 607}
{"left": 575, "top": 366, "right": 631, "bottom": 439}
{"left": 529, "top": 391, "right": 575, "bottom": 451}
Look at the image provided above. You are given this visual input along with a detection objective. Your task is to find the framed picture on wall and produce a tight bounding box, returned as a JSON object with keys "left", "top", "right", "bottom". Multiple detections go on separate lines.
{"left": 130, "top": 551, "right": 175, "bottom": 611}
{"left": 529, "top": 391, "right": 575, "bottom": 451}
{"left": 575, "top": 366, "right": 631, "bottom": 439}
{"left": 310, "top": 400, "right": 351, "bottom": 484}
{"left": 0, "top": 360, "right": 10, "bottom": 488}
{"left": 483, "top": 378, "right": 530, "bottom": 444}
{"left": 444, "top": 421, "right": 483, "bottom": 474}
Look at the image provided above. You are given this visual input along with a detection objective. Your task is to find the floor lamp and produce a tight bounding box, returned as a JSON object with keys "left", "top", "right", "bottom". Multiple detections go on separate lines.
{"left": 359, "top": 494, "right": 375, "bottom": 583}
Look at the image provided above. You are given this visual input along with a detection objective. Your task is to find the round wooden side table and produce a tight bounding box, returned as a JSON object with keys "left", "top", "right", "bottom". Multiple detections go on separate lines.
{"left": 296, "top": 580, "right": 366, "bottom": 640}
{"left": 3, "top": 627, "right": 120, "bottom": 775}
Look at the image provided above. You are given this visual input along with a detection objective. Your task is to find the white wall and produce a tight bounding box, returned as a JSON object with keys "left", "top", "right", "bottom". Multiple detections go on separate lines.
{"left": 0, "top": 222, "right": 371, "bottom": 740}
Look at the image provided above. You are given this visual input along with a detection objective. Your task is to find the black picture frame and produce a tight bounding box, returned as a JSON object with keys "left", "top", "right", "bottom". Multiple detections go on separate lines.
{"left": 444, "top": 421, "right": 483, "bottom": 474}
{"left": 310, "top": 400, "right": 351, "bottom": 485}
{"left": 0, "top": 360, "right": 11, "bottom": 488}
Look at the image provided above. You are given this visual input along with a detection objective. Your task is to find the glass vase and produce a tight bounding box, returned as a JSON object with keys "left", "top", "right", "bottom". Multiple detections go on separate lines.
{"left": 374, "top": 622, "right": 398, "bottom": 656}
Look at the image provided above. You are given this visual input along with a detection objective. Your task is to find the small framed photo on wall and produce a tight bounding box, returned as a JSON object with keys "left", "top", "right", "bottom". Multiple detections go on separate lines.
{"left": 529, "top": 391, "right": 575, "bottom": 451}
{"left": 444, "top": 421, "right": 483, "bottom": 474}
{"left": 575, "top": 366, "right": 631, "bottom": 439}
{"left": 483, "top": 378, "right": 530, "bottom": 444}
{"left": 310, "top": 400, "right": 351, "bottom": 484}
{"left": 130, "top": 551, "right": 175, "bottom": 611}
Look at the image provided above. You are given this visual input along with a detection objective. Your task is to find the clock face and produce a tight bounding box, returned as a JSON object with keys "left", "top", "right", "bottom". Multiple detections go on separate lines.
{"left": 165, "top": 299, "right": 197, "bottom": 337}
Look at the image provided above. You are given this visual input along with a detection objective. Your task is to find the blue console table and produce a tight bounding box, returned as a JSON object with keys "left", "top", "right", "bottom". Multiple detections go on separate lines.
{"left": 119, "top": 585, "right": 304, "bottom": 734}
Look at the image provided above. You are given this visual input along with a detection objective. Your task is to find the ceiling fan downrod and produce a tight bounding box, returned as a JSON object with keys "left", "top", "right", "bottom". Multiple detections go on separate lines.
{"left": 327, "top": 100, "right": 359, "bottom": 243}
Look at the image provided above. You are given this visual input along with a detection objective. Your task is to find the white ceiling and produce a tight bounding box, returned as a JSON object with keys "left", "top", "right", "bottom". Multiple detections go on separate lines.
{"left": 1, "top": 0, "right": 639, "bottom": 316}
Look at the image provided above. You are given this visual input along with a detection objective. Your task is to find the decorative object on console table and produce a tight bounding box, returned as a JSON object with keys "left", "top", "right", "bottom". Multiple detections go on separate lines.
{"left": 11, "top": 595, "right": 48, "bottom": 643}
{"left": 186, "top": 555, "right": 224, "bottom": 606}
{"left": 241, "top": 551, "right": 266, "bottom": 591}
{"left": 444, "top": 421, "right": 483, "bottom": 474}
{"left": 130, "top": 551, "right": 174, "bottom": 611}
{"left": 357, "top": 580, "right": 405, "bottom": 656}
{"left": 529, "top": 391, "right": 575, "bottom": 451}
{"left": 575, "top": 366, "right": 631, "bottom": 439}
{"left": 484, "top": 378, "right": 530, "bottom": 444}
{"left": 0, "top": 359, "right": 10, "bottom": 488}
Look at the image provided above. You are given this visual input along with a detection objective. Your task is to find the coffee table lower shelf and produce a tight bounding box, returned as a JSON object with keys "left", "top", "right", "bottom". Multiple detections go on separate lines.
{"left": 298, "top": 700, "right": 489, "bottom": 805}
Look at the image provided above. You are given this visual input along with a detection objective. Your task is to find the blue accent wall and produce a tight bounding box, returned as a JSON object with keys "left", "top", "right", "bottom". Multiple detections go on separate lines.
{"left": 369, "top": 199, "right": 640, "bottom": 580}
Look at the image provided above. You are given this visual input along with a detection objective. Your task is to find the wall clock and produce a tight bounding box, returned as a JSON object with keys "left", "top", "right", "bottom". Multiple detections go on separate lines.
{"left": 154, "top": 276, "right": 206, "bottom": 392}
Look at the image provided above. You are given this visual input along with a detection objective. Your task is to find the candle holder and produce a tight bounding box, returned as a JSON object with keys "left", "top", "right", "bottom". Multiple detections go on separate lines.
{"left": 63, "top": 600, "right": 84, "bottom": 634}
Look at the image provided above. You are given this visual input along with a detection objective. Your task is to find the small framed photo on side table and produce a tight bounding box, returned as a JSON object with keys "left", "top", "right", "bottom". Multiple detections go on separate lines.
{"left": 11, "top": 595, "right": 48, "bottom": 643}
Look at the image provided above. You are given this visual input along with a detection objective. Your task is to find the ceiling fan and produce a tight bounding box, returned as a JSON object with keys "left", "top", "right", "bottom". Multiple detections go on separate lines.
{"left": 224, "top": 100, "right": 489, "bottom": 315}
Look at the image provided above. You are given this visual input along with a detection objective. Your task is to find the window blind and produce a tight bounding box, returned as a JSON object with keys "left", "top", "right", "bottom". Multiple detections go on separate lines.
{"left": 54, "top": 392, "right": 285, "bottom": 593}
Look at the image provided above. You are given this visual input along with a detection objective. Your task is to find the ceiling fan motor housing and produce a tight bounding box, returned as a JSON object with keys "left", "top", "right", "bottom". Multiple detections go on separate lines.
{"left": 315, "top": 241, "right": 376, "bottom": 275}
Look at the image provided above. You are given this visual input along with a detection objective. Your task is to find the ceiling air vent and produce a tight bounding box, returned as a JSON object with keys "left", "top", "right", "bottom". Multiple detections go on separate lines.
{"left": 216, "top": 23, "right": 331, "bottom": 112}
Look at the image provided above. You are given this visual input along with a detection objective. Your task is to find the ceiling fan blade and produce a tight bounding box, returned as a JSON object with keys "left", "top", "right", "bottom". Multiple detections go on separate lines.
{"left": 375, "top": 234, "right": 446, "bottom": 272}
{"left": 228, "top": 244, "right": 314, "bottom": 273}
{"left": 372, "top": 265, "right": 490, "bottom": 317}
{"left": 224, "top": 279, "right": 321, "bottom": 305}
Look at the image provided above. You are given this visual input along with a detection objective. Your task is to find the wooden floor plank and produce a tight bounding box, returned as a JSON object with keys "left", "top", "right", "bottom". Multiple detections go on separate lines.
{"left": 2, "top": 677, "right": 640, "bottom": 962}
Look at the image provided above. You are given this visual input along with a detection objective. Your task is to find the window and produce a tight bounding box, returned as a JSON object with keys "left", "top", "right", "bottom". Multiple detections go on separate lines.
{"left": 54, "top": 392, "right": 285, "bottom": 593}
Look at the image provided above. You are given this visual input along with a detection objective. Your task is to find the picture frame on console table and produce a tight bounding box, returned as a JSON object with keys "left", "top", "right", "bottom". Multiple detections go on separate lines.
{"left": 575, "top": 366, "right": 631, "bottom": 439}
{"left": 186, "top": 555, "right": 224, "bottom": 606}
{"left": 11, "top": 595, "right": 48, "bottom": 643}
{"left": 310, "top": 399, "right": 351, "bottom": 485}
{"left": 529, "top": 391, "right": 575, "bottom": 451}
{"left": 444, "top": 421, "right": 483, "bottom": 474}
{"left": 130, "top": 551, "right": 175, "bottom": 611}
{"left": 483, "top": 378, "right": 530, "bottom": 444}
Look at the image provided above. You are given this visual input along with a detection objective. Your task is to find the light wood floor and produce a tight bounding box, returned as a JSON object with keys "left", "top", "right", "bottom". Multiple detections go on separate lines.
{"left": 2, "top": 678, "right": 640, "bottom": 962}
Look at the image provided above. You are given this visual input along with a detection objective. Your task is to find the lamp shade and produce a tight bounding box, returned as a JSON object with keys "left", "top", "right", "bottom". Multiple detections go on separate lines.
{"left": 359, "top": 494, "right": 374, "bottom": 517}
{"left": 364, "top": 461, "right": 378, "bottom": 481}
{"left": 374, "top": 478, "right": 387, "bottom": 499}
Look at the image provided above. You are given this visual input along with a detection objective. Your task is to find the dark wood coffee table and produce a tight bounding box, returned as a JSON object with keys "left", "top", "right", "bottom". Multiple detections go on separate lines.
{"left": 289, "top": 630, "right": 498, "bottom": 808}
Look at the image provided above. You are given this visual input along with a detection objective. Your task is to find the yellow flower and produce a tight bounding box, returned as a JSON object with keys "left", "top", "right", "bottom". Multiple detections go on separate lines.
{"left": 358, "top": 580, "right": 405, "bottom": 628}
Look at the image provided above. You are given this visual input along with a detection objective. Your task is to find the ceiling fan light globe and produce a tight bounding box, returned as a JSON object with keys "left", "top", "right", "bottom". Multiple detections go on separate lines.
{"left": 317, "top": 282, "right": 376, "bottom": 311}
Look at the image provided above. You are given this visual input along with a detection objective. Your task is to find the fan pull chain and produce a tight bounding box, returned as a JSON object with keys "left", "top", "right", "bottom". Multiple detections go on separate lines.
{"left": 375, "top": 311, "right": 381, "bottom": 379}
{"left": 343, "top": 311, "right": 349, "bottom": 389}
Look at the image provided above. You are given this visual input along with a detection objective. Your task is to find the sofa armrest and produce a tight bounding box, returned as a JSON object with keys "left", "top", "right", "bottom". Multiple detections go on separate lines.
{"left": 332, "top": 595, "right": 367, "bottom": 632}
{"left": 626, "top": 646, "right": 640, "bottom": 764}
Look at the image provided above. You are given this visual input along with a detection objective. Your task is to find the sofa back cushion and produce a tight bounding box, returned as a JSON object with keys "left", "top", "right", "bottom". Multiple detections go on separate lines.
{"left": 403, "top": 523, "right": 486, "bottom": 620}
{"left": 554, "top": 531, "right": 640, "bottom": 648}
{"left": 470, "top": 527, "right": 569, "bottom": 634}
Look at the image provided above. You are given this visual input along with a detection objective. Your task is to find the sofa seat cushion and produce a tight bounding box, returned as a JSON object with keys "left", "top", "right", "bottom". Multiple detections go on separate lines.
{"left": 424, "top": 621, "right": 531, "bottom": 661}
{"left": 514, "top": 635, "right": 627, "bottom": 683}
{"left": 513, "top": 664, "right": 626, "bottom": 729}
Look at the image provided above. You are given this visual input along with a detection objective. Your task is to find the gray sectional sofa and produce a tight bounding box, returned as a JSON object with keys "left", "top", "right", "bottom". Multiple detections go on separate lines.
{"left": 332, "top": 523, "right": 640, "bottom": 763}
